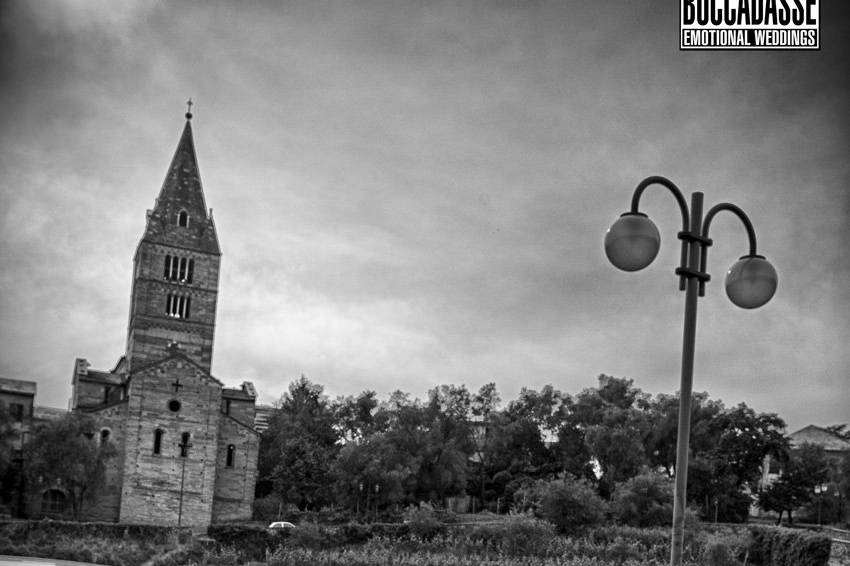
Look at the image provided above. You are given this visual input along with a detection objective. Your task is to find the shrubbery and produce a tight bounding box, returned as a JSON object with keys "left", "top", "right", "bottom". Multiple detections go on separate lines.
{"left": 611, "top": 472, "right": 674, "bottom": 527}
{"left": 539, "top": 477, "right": 608, "bottom": 534}
{"left": 748, "top": 525, "right": 831, "bottom": 566}
{"left": 0, "top": 519, "right": 189, "bottom": 544}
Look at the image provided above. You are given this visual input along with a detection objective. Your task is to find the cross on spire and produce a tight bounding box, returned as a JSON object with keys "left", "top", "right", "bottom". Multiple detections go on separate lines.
{"left": 185, "top": 98, "right": 193, "bottom": 120}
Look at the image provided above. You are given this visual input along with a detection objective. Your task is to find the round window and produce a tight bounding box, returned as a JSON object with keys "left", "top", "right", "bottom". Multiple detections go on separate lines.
{"left": 168, "top": 399, "right": 182, "bottom": 412}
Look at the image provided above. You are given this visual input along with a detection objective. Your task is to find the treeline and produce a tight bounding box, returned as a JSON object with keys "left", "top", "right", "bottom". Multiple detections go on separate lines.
{"left": 256, "top": 374, "right": 841, "bottom": 523}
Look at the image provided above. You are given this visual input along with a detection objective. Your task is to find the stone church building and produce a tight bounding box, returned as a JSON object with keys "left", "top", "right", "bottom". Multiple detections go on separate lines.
{"left": 68, "top": 109, "right": 259, "bottom": 527}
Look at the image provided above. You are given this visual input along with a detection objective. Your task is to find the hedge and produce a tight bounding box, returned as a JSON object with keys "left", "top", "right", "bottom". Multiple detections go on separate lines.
{"left": 0, "top": 519, "right": 191, "bottom": 545}
{"left": 748, "top": 526, "right": 831, "bottom": 566}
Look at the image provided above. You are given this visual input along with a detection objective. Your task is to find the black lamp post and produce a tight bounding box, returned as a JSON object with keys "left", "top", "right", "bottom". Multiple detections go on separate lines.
{"left": 605, "top": 176, "right": 778, "bottom": 566}
{"left": 814, "top": 483, "right": 828, "bottom": 526}
{"left": 177, "top": 436, "right": 193, "bottom": 527}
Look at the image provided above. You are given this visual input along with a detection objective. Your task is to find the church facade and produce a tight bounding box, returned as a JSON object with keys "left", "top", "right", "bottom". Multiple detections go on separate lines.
{"left": 68, "top": 109, "right": 259, "bottom": 527}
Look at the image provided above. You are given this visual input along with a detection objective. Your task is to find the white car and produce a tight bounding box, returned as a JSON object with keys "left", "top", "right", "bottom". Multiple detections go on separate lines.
{"left": 268, "top": 521, "right": 296, "bottom": 530}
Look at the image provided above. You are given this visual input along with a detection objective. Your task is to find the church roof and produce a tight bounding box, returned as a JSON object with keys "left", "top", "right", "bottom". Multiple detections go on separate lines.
{"left": 140, "top": 112, "right": 221, "bottom": 255}
{"left": 128, "top": 348, "right": 224, "bottom": 387}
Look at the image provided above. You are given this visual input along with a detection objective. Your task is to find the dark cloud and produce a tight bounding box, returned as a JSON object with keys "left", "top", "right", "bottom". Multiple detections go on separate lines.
{"left": 0, "top": 1, "right": 847, "bottom": 432}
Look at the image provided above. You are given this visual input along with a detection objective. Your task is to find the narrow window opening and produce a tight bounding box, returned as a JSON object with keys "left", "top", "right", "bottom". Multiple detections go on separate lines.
{"left": 153, "top": 429, "right": 164, "bottom": 455}
{"left": 165, "top": 294, "right": 190, "bottom": 319}
{"left": 178, "top": 211, "right": 189, "bottom": 227}
{"left": 179, "top": 432, "right": 191, "bottom": 457}
{"left": 223, "top": 399, "right": 231, "bottom": 415}
{"left": 9, "top": 403, "right": 24, "bottom": 422}
{"left": 164, "top": 255, "right": 171, "bottom": 279}
{"left": 187, "top": 259, "right": 194, "bottom": 283}
{"left": 100, "top": 429, "right": 110, "bottom": 443}
{"left": 226, "top": 444, "right": 235, "bottom": 467}
{"left": 103, "top": 386, "right": 110, "bottom": 404}
{"left": 179, "top": 257, "right": 187, "bottom": 282}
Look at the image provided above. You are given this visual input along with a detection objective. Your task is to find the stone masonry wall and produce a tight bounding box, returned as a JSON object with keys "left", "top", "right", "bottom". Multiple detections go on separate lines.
{"left": 119, "top": 356, "right": 222, "bottom": 527}
{"left": 80, "top": 401, "right": 128, "bottom": 522}
{"left": 128, "top": 241, "right": 219, "bottom": 373}
{"left": 212, "top": 415, "right": 259, "bottom": 523}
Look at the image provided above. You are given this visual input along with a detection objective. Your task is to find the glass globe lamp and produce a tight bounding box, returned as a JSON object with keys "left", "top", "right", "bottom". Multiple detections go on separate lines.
{"left": 604, "top": 213, "right": 661, "bottom": 271}
{"left": 725, "top": 255, "right": 777, "bottom": 309}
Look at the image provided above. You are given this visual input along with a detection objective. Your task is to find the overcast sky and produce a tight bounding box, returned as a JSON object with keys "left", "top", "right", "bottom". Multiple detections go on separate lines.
{"left": 1, "top": 1, "right": 848, "bottom": 433}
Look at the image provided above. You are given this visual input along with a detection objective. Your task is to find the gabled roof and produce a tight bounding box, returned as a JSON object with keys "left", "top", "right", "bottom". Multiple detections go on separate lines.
{"left": 789, "top": 425, "right": 850, "bottom": 452}
{"left": 129, "top": 350, "right": 224, "bottom": 387}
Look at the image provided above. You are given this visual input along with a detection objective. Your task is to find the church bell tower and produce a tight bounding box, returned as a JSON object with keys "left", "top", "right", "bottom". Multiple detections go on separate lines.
{"left": 126, "top": 104, "right": 221, "bottom": 373}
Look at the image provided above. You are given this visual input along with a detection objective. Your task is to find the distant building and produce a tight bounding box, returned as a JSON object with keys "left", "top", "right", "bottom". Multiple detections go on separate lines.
{"left": 31, "top": 110, "right": 260, "bottom": 528}
{"left": 254, "top": 404, "right": 274, "bottom": 434}
{"left": 753, "top": 424, "right": 850, "bottom": 518}
{"left": 788, "top": 425, "right": 850, "bottom": 460}
{"left": 0, "top": 377, "right": 37, "bottom": 518}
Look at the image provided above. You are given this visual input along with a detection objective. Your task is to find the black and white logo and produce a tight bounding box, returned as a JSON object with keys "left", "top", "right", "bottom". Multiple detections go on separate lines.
{"left": 680, "top": 0, "right": 820, "bottom": 50}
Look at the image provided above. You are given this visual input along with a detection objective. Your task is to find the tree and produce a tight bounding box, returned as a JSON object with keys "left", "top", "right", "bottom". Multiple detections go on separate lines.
{"left": 568, "top": 375, "right": 650, "bottom": 497}
{"left": 333, "top": 390, "right": 380, "bottom": 442}
{"left": 257, "top": 376, "right": 340, "bottom": 510}
{"left": 758, "top": 443, "right": 830, "bottom": 525}
{"left": 23, "top": 412, "right": 115, "bottom": 519}
{"left": 644, "top": 391, "right": 724, "bottom": 477}
{"left": 612, "top": 472, "right": 674, "bottom": 527}
{"left": 534, "top": 477, "right": 608, "bottom": 534}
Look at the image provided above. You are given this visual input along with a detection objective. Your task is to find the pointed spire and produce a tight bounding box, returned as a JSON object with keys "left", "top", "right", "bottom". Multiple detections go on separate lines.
{"left": 139, "top": 108, "right": 221, "bottom": 255}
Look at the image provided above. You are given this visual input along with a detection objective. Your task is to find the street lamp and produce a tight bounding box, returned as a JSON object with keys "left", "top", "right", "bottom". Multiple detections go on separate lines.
{"left": 814, "top": 484, "right": 828, "bottom": 526}
{"left": 605, "top": 176, "right": 777, "bottom": 566}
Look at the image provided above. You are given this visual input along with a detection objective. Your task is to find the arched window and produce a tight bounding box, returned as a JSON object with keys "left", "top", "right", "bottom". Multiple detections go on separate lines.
{"left": 166, "top": 294, "right": 191, "bottom": 319}
{"left": 41, "top": 489, "right": 66, "bottom": 515}
{"left": 100, "top": 428, "right": 111, "bottom": 443}
{"left": 178, "top": 210, "right": 189, "bottom": 227}
{"left": 226, "top": 444, "right": 235, "bottom": 467}
{"left": 164, "top": 256, "right": 194, "bottom": 283}
{"left": 153, "top": 429, "right": 164, "bottom": 455}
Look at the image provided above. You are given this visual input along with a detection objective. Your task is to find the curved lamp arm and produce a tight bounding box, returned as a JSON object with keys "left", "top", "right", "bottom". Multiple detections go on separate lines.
{"left": 630, "top": 176, "right": 691, "bottom": 289}
{"left": 630, "top": 175, "right": 690, "bottom": 230}
{"left": 699, "top": 203, "right": 760, "bottom": 296}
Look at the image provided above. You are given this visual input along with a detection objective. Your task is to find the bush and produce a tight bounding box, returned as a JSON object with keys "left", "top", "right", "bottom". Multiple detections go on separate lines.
{"left": 206, "top": 523, "right": 279, "bottom": 560}
{"left": 403, "top": 506, "right": 445, "bottom": 539}
{"left": 0, "top": 519, "right": 188, "bottom": 544}
{"left": 612, "top": 472, "right": 674, "bottom": 528}
{"left": 288, "top": 521, "right": 332, "bottom": 549}
{"left": 466, "top": 515, "right": 557, "bottom": 556}
{"left": 537, "top": 477, "right": 608, "bottom": 534}
{"left": 748, "top": 526, "right": 831, "bottom": 566}
{"left": 701, "top": 536, "right": 742, "bottom": 566}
